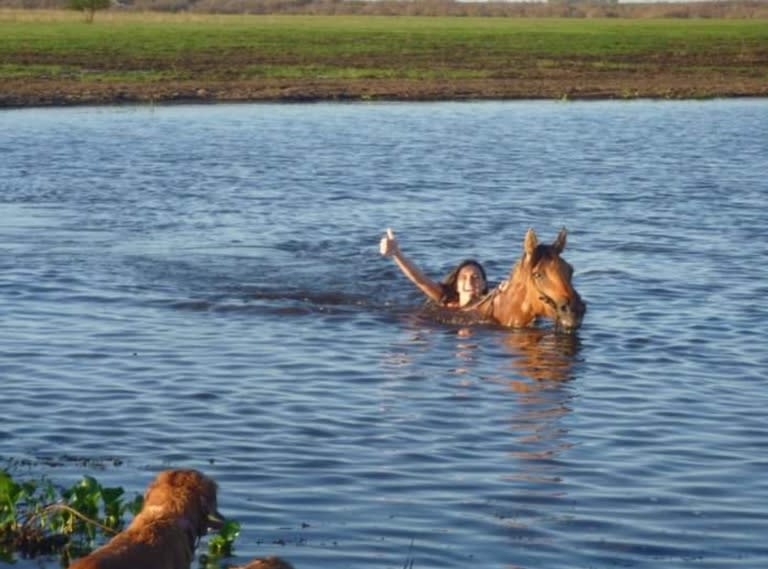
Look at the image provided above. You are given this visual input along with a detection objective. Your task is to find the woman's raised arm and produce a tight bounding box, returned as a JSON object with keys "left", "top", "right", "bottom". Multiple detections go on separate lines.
{"left": 380, "top": 228, "right": 443, "bottom": 303}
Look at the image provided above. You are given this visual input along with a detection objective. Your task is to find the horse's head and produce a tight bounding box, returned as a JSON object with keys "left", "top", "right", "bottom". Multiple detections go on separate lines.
{"left": 518, "top": 228, "right": 586, "bottom": 332}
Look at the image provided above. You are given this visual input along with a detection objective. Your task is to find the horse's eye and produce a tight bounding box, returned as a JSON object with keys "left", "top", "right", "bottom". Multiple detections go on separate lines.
{"left": 532, "top": 271, "right": 543, "bottom": 279}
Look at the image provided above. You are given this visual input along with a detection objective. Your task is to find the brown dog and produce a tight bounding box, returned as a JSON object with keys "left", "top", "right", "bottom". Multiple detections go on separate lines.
{"left": 233, "top": 558, "right": 296, "bottom": 569}
{"left": 69, "top": 469, "right": 224, "bottom": 569}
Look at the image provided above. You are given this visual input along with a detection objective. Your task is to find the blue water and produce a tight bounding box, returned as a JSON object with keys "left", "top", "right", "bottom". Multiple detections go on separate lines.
{"left": 1, "top": 100, "right": 767, "bottom": 569}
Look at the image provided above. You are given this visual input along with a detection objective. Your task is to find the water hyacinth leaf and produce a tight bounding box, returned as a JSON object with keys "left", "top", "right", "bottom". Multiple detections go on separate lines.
{"left": 0, "top": 471, "right": 22, "bottom": 527}
{"left": 101, "top": 486, "right": 126, "bottom": 530}
{"left": 207, "top": 519, "right": 241, "bottom": 557}
{"left": 127, "top": 494, "right": 143, "bottom": 516}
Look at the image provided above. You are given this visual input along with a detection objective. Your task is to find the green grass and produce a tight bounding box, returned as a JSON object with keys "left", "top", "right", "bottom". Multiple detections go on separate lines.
{"left": 1, "top": 14, "right": 765, "bottom": 57}
{"left": 3, "top": 17, "right": 766, "bottom": 53}
{"left": 0, "top": 12, "right": 766, "bottom": 86}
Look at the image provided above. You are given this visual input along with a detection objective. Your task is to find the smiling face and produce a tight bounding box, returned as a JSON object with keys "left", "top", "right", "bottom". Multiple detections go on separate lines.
{"left": 456, "top": 264, "right": 487, "bottom": 307}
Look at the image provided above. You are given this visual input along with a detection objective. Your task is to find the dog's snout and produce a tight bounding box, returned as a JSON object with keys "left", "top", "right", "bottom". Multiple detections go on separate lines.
{"left": 207, "top": 509, "right": 227, "bottom": 531}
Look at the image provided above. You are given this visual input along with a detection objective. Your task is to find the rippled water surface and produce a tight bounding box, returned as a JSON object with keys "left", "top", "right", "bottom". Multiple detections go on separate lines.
{"left": 1, "top": 100, "right": 767, "bottom": 569}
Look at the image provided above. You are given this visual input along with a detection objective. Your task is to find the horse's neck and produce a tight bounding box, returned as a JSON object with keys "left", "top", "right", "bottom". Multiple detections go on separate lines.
{"left": 476, "top": 268, "right": 537, "bottom": 327}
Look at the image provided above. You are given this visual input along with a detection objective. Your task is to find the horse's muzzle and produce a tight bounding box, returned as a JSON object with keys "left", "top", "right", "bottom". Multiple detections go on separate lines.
{"left": 555, "top": 296, "right": 586, "bottom": 332}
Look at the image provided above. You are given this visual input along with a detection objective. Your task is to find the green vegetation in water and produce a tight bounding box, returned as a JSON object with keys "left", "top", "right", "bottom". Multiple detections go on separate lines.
{"left": 0, "top": 470, "right": 239, "bottom": 565}
{"left": 206, "top": 519, "right": 241, "bottom": 557}
{"left": 1, "top": 469, "right": 138, "bottom": 561}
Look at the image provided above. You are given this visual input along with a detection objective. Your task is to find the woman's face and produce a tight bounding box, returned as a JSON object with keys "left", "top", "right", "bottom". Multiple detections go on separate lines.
{"left": 456, "top": 265, "right": 486, "bottom": 306}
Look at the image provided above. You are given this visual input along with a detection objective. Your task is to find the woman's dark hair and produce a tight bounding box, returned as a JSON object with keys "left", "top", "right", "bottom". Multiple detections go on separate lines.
{"left": 439, "top": 259, "right": 488, "bottom": 306}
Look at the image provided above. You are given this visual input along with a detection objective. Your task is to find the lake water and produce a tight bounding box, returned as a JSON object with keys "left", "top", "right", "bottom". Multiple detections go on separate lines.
{"left": 1, "top": 100, "right": 767, "bottom": 569}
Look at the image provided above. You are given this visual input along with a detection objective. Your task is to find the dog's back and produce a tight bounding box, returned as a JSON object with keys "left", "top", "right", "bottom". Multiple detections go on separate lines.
{"left": 68, "top": 523, "right": 195, "bottom": 569}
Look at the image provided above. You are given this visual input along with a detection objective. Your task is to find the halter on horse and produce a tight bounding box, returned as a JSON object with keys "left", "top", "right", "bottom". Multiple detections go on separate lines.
{"left": 473, "top": 228, "right": 585, "bottom": 332}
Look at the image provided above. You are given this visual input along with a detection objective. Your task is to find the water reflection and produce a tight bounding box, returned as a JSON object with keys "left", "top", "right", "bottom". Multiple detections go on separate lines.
{"left": 452, "top": 327, "right": 479, "bottom": 377}
{"left": 502, "top": 329, "right": 580, "bottom": 386}
{"left": 446, "top": 328, "right": 579, "bottom": 481}
{"left": 447, "top": 327, "right": 580, "bottom": 385}
{"left": 498, "top": 329, "right": 578, "bottom": 478}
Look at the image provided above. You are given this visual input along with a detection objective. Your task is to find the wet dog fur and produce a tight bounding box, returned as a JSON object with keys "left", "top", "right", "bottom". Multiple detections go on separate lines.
{"left": 68, "top": 469, "right": 224, "bottom": 569}
{"left": 233, "top": 557, "right": 296, "bottom": 569}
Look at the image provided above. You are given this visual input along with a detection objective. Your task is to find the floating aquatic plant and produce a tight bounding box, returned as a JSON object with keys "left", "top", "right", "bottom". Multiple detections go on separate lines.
{"left": 206, "top": 519, "right": 242, "bottom": 557}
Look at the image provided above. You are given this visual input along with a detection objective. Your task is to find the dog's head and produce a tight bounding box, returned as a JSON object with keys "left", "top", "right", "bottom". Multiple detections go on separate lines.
{"left": 236, "top": 557, "right": 296, "bottom": 569}
{"left": 141, "top": 469, "right": 225, "bottom": 538}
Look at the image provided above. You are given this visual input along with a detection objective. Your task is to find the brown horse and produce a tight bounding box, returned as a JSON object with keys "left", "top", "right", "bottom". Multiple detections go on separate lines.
{"left": 473, "top": 228, "right": 585, "bottom": 332}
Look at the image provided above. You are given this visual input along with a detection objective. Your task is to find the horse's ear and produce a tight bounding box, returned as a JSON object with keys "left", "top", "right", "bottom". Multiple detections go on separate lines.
{"left": 552, "top": 228, "right": 567, "bottom": 254}
{"left": 524, "top": 228, "right": 538, "bottom": 257}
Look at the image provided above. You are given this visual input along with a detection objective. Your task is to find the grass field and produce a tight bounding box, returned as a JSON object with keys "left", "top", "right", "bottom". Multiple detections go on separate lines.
{"left": 1, "top": 10, "right": 767, "bottom": 104}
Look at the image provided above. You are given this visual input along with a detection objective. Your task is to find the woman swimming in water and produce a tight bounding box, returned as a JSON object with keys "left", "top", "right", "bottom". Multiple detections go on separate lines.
{"left": 380, "top": 227, "right": 586, "bottom": 331}
{"left": 379, "top": 228, "right": 488, "bottom": 308}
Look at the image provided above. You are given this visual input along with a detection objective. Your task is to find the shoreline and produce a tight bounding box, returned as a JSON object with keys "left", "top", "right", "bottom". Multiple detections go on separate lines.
{"left": 4, "top": 76, "right": 768, "bottom": 109}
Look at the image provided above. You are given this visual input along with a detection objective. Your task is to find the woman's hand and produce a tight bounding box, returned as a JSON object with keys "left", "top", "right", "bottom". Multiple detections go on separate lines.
{"left": 379, "top": 228, "right": 400, "bottom": 257}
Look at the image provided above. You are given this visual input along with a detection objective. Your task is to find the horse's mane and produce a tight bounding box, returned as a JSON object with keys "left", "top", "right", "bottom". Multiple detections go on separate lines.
{"left": 529, "top": 244, "right": 560, "bottom": 268}
{"left": 508, "top": 244, "right": 558, "bottom": 279}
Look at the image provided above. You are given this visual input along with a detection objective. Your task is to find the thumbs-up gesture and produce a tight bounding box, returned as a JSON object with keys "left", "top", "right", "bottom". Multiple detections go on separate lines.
{"left": 379, "top": 228, "right": 400, "bottom": 257}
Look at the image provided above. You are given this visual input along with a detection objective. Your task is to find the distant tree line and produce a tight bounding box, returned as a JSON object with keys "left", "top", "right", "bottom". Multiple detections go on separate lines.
{"left": 1, "top": 0, "right": 767, "bottom": 19}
